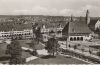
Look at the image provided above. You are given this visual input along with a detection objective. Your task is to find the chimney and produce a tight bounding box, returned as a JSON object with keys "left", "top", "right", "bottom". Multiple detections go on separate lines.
{"left": 86, "top": 10, "right": 90, "bottom": 25}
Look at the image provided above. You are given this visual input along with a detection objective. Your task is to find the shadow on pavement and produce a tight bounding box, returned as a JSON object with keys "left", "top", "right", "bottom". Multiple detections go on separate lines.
{"left": 40, "top": 55, "right": 56, "bottom": 59}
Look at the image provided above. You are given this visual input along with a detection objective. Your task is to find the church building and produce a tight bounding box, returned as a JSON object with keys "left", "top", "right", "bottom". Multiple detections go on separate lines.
{"left": 62, "top": 10, "right": 92, "bottom": 42}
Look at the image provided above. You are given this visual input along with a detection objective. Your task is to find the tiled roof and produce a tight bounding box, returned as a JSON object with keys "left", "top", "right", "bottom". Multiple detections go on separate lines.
{"left": 62, "top": 22, "right": 69, "bottom": 35}
{"left": 69, "top": 20, "right": 91, "bottom": 34}
{"left": 62, "top": 20, "right": 92, "bottom": 35}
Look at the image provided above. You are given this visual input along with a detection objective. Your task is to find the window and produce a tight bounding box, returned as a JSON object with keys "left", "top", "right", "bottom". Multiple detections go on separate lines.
{"left": 80, "top": 37, "right": 83, "bottom": 41}
{"left": 74, "top": 37, "right": 76, "bottom": 41}
{"left": 77, "top": 37, "right": 80, "bottom": 41}
{"left": 70, "top": 37, "right": 73, "bottom": 41}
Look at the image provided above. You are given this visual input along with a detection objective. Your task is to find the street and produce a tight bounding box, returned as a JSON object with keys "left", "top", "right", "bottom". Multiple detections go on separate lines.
{"left": 27, "top": 55, "right": 88, "bottom": 64}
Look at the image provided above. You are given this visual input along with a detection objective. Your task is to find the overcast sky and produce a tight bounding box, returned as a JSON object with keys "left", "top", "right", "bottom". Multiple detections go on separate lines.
{"left": 0, "top": 0, "right": 100, "bottom": 16}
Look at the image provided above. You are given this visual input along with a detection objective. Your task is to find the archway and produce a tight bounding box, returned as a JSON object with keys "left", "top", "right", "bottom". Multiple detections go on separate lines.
{"left": 80, "top": 37, "right": 83, "bottom": 41}
{"left": 74, "top": 37, "right": 76, "bottom": 41}
{"left": 77, "top": 37, "right": 80, "bottom": 41}
{"left": 70, "top": 37, "right": 73, "bottom": 41}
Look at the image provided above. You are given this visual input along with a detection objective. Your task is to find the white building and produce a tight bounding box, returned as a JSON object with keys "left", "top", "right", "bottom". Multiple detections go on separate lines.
{"left": 0, "top": 29, "right": 33, "bottom": 40}
{"left": 41, "top": 25, "right": 50, "bottom": 33}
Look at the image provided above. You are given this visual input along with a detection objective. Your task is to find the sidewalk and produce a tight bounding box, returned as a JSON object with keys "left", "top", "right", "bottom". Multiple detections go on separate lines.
{"left": 26, "top": 56, "right": 38, "bottom": 62}
{"left": 60, "top": 45, "right": 100, "bottom": 63}
{"left": 37, "top": 49, "right": 48, "bottom": 55}
{"left": 68, "top": 48, "right": 100, "bottom": 60}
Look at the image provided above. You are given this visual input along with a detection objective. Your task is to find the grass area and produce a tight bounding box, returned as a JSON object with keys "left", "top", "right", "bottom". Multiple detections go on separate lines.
{"left": 0, "top": 43, "right": 9, "bottom": 57}
{"left": 22, "top": 51, "right": 33, "bottom": 58}
{"left": 0, "top": 43, "right": 10, "bottom": 63}
{"left": 27, "top": 55, "right": 88, "bottom": 64}
{"left": 18, "top": 40, "right": 45, "bottom": 50}
{"left": 18, "top": 40, "right": 32, "bottom": 49}
{"left": 0, "top": 39, "right": 45, "bottom": 63}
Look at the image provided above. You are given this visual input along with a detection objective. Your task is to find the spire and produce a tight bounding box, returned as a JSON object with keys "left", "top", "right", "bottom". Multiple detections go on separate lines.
{"left": 70, "top": 14, "right": 73, "bottom": 22}
{"left": 86, "top": 10, "right": 90, "bottom": 24}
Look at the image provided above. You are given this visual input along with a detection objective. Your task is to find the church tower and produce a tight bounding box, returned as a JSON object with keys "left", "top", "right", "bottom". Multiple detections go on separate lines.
{"left": 70, "top": 14, "right": 73, "bottom": 22}
{"left": 86, "top": 10, "right": 90, "bottom": 25}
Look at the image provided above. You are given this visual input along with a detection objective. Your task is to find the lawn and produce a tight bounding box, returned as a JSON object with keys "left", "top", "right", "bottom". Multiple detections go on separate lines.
{"left": 0, "top": 43, "right": 9, "bottom": 57}
{"left": 27, "top": 55, "right": 88, "bottom": 64}
{"left": 18, "top": 40, "right": 45, "bottom": 50}
{"left": 0, "top": 39, "right": 45, "bottom": 64}
{"left": 0, "top": 43, "right": 10, "bottom": 63}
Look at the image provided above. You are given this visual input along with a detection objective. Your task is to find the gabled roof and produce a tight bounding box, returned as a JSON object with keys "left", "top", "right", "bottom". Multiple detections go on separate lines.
{"left": 62, "top": 20, "right": 92, "bottom": 36}
{"left": 69, "top": 20, "right": 92, "bottom": 34}
{"left": 62, "top": 22, "right": 69, "bottom": 35}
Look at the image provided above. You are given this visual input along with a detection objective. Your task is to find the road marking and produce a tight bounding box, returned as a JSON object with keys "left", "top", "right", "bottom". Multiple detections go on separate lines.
{"left": 60, "top": 54, "right": 93, "bottom": 64}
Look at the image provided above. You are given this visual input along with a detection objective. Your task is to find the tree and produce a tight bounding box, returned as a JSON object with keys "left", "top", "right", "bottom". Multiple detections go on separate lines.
{"left": 31, "top": 23, "right": 42, "bottom": 56}
{"left": 6, "top": 40, "right": 24, "bottom": 64}
{"left": 35, "top": 27, "right": 42, "bottom": 42}
{"left": 29, "top": 39, "right": 38, "bottom": 56}
{"left": 32, "top": 23, "right": 42, "bottom": 43}
{"left": 46, "top": 37, "right": 60, "bottom": 56}
{"left": 32, "top": 23, "right": 38, "bottom": 39}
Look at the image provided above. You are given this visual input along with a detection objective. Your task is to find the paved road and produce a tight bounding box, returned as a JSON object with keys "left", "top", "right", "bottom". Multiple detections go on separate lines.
{"left": 26, "top": 55, "right": 88, "bottom": 64}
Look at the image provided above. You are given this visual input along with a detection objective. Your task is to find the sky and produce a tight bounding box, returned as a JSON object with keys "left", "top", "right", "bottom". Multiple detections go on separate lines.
{"left": 0, "top": 0, "right": 100, "bottom": 16}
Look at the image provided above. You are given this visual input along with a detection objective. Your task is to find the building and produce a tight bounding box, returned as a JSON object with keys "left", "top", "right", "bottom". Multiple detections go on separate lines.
{"left": 88, "top": 18, "right": 100, "bottom": 33}
{"left": 41, "top": 24, "right": 50, "bottom": 33}
{"left": 0, "top": 22, "right": 33, "bottom": 40}
{"left": 62, "top": 10, "right": 92, "bottom": 42}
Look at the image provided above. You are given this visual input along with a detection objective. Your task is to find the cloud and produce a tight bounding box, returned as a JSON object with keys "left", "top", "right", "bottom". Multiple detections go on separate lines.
{"left": 12, "top": 6, "right": 91, "bottom": 16}
{"left": 81, "top": 5, "right": 100, "bottom": 16}
{"left": 13, "top": 6, "right": 59, "bottom": 15}
{"left": 59, "top": 9, "right": 73, "bottom": 16}
{"left": 82, "top": 5, "right": 99, "bottom": 11}
{"left": 0, "top": 0, "right": 99, "bottom": 16}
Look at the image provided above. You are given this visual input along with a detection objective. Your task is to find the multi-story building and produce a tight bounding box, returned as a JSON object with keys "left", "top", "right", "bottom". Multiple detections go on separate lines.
{"left": 0, "top": 29, "right": 33, "bottom": 40}
{"left": 0, "top": 23, "right": 33, "bottom": 40}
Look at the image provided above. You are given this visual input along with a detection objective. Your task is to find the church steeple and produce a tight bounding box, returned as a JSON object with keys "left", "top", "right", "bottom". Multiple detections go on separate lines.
{"left": 86, "top": 10, "right": 90, "bottom": 24}
{"left": 70, "top": 14, "right": 73, "bottom": 22}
